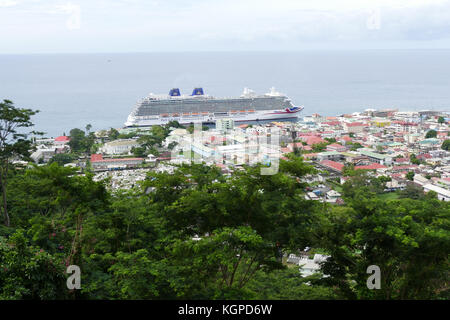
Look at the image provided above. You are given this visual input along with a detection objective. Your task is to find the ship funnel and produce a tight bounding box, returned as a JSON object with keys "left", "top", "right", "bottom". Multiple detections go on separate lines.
{"left": 191, "top": 88, "right": 204, "bottom": 96}
{"left": 169, "top": 88, "right": 181, "bottom": 96}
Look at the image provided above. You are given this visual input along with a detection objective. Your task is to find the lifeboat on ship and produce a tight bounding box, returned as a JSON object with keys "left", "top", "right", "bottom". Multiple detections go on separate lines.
{"left": 248, "top": 109, "right": 255, "bottom": 113}
{"left": 160, "top": 113, "right": 169, "bottom": 117}
{"left": 172, "top": 113, "right": 180, "bottom": 117}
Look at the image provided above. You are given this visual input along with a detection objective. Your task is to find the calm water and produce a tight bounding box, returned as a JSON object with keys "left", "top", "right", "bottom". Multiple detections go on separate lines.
{"left": 0, "top": 50, "right": 449, "bottom": 137}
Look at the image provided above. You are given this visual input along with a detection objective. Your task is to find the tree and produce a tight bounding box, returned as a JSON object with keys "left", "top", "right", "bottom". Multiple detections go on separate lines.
{"left": 311, "top": 142, "right": 328, "bottom": 152}
{"left": 168, "top": 142, "right": 178, "bottom": 150}
{"left": 441, "top": 139, "right": 450, "bottom": 151}
{"left": 165, "top": 120, "right": 184, "bottom": 129}
{"left": 68, "top": 128, "right": 86, "bottom": 153}
{"left": 154, "top": 226, "right": 282, "bottom": 299}
{"left": 247, "top": 268, "right": 338, "bottom": 300}
{"left": 49, "top": 153, "right": 76, "bottom": 166}
{"left": 0, "top": 230, "right": 68, "bottom": 299}
{"left": 438, "top": 116, "right": 445, "bottom": 124}
{"left": 0, "top": 99, "right": 39, "bottom": 226}
{"left": 108, "top": 128, "right": 120, "bottom": 141}
{"left": 68, "top": 128, "right": 95, "bottom": 155}
{"left": 85, "top": 123, "right": 92, "bottom": 134}
{"left": 131, "top": 146, "right": 147, "bottom": 158}
{"left": 399, "top": 184, "right": 424, "bottom": 200}
{"left": 425, "top": 130, "right": 437, "bottom": 139}
{"left": 410, "top": 154, "right": 421, "bottom": 165}
{"left": 315, "top": 197, "right": 450, "bottom": 299}
{"left": 349, "top": 142, "right": 363, "bottom": 151}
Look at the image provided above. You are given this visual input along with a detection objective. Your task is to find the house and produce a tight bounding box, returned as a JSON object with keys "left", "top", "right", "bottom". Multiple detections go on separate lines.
{"left": 100, "top": 139, "right": 140, "bottom": 155}
{"left": 326, "top": 190, "right": 342, "bottom": 202}
{"left": 301, "top": 136, "right": 326, "bottom": 146}
{"left": 31, "top": 146, "right": 56, "bottom": 163}
{"left": 298, "top": 254, "right": 330, "bottom": 277}
{"left": 319, "top": 160, "right": 344, "bottom": 173}
{"left": 54, "top": 136, "right": 71, "bottom": 146}
{"left": 343, "top": 122, "right": 366, "bottom": 134}
{"left": 355, "top": 163, "right": 387, "bottom": 171}
{"left": 326, "top": 143, "right": 347, "bottom": 152}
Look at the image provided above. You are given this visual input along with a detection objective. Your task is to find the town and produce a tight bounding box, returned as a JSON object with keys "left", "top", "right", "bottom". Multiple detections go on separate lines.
{"left": 31, "top": 108, "right": 450, "bottom": 203}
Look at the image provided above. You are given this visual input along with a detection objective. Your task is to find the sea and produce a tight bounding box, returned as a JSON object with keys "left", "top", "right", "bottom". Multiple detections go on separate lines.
{"left": 0, "top": 50, "right": 449, "bottom": 137}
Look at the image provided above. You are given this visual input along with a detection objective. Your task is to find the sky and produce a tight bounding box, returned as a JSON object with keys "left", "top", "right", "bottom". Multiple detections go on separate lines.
{"left": 1, "top": 0, "right": 450, "bottom": 53}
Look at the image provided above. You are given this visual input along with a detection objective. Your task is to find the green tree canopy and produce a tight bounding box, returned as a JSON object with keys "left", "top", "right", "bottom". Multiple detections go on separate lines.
{"left": 425, "top": 130, "right": 437, "bottom": 139}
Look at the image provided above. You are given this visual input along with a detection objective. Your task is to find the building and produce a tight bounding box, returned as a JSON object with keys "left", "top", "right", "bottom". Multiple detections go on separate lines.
{"left": 326, "top": 143, "right": 347, "bottom": 152}
{"left": 359, "top": 150, "right": 393, "bottom": 165}
{"left": 100, "top": 139, "right": 140, "bottom": 155}
{"left": 298, "top": 254, "right": 330, "bottom": 277}
{"left": 423, "top": 184, "right": 450, "bottom": 201}
{"left": 343, "top": 122, "right": 366, "bottom": 134}
{"left": 317, "top": 151, "right": 343, "bottom": 161}
{"left": 30, "top": 146, "right": 56, "bottom": 163}
{"left": 319, "top": 160, "right": 344, "bottom": 173}
{"left": 216, "top": 118, "right": 235, "bottom": 132}
{"left": 54, "top": 136, "right": 71, "bottom": 146}
{"left": 90, "top": 154, "right": 144, "bottom": 170}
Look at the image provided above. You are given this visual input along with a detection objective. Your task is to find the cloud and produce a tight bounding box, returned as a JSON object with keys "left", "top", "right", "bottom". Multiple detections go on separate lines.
{"left": 54, "top": 2, "right": 81, "bottom": 30}
{"left": 0, "top": 0, "right": 18, "bottom": 7}
{"left": 1, "top": 0, "right": 450, "bottom": 52}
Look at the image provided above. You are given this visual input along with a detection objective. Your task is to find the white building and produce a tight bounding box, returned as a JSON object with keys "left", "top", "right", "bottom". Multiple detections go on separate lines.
{"left": 31, "top": 146, "right": 56, "bottom": 163}
{"left": 216, "top": 118, "right": 235, "bottom": 132}
{"left": 423, "top": 183, "right": 450, "bottom": 201}
{"left": 100, "top": 139, "right": 140, "bottom": 155}
{"left": 298, "top": 254, "right": 330, "bottom": 277}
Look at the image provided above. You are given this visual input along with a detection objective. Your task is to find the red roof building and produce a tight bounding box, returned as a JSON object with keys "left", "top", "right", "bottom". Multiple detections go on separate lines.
{"left": 320, "top": 160, "right": 344, "bottom": 173}
{"left": 302, "top": 136, "right": 326, "bottom": 146}
{"left": 55, "top": 136, "right": 70, "bottom": 141}
{"left": 326, "top": 143, "right": 347, "bottom": 152}
{"left": 91, "top": 154, "right": 103, "bottom": 162}
{"left": 355, "top": 163, "right": 387, "bottom": 170}
{"left": 55, "top": 136, "right": 70, "bottom": 144}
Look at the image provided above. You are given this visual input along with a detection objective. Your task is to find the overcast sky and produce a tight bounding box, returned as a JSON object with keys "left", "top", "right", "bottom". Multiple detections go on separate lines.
{"left": 1, "top": 0, "right": 450, "bottom": 53}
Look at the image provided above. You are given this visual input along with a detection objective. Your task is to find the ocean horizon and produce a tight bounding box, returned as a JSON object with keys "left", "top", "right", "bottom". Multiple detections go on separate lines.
{"left": 1, "top": 49, "right": 449, "bottom": 137}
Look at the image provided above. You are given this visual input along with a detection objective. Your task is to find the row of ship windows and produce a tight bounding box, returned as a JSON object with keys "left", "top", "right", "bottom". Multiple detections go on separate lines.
{"left": 136, "top": 105, "right": 288, "bottom": 116}
{"left": 137, "top": 110, "right": 260, "bottom": 119}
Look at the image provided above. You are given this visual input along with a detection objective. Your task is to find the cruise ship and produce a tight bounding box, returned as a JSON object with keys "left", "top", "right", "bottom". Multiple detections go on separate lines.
{"left": 124, "top": 87, "right": 304, "bottom": 127}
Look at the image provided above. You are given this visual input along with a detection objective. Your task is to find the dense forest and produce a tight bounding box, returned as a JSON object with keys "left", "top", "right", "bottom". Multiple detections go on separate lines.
{"left": 0, "top": 100, "right": 448, "bottom": 300}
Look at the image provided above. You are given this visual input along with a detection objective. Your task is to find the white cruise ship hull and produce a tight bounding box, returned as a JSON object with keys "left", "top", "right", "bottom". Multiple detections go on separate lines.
{"left": 125, "top": 107, "right": 303, "bottom": 127}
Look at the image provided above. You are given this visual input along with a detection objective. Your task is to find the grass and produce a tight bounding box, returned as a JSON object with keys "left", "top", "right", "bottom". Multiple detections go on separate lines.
{"left": 377, "top": 192, "right": 400, "bottom": 201}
